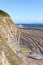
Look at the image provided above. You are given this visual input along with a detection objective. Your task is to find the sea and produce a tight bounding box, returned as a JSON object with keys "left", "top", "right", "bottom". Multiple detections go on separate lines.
{"left": 17, "top": 24, "right": 43, "bottom": 29}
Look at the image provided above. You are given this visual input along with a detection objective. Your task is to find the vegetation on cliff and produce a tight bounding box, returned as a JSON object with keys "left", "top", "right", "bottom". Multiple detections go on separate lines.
{"left": 0, "top": 10, "right": 10, "bottom": 17}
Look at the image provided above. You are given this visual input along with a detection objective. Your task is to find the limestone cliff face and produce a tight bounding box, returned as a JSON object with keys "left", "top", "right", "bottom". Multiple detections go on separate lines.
{"left": 0, "top": 17, "right": 20, "bottom": 50}
{"left": 0, "top": 10, "right": 24, "bottom": 65}
{"left": 0, "top": 51, "right": 10, "bottom": 65}
{"left": 0, "top": 10, "right": 21, "bottom": 51}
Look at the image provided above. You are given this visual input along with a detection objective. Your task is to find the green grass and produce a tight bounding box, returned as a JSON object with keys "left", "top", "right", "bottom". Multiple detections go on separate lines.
{"left": 20, "top": 48, "right": 31, "bottom": 53}
{"left": 0, "top": 10, "right": 10, "bottom": 17}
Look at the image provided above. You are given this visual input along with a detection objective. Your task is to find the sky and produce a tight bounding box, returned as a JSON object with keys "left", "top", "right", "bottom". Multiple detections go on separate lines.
{"left": 0, "top": 0, "right": 43, "bottom": 24}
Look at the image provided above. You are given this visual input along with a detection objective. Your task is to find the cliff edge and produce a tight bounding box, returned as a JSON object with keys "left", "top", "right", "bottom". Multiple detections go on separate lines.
{"left": 0, "top": 10, "right": 24, "bottom": 65}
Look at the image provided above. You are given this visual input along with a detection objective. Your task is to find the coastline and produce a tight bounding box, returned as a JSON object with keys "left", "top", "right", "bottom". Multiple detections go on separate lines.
{"left": 19, "top": 27, "right": 43, "bottom": 30}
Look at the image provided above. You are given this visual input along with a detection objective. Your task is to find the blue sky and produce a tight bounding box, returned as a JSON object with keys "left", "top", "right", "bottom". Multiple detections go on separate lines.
{"left": 0, "top": 0, "right": 43, "bottom": 24}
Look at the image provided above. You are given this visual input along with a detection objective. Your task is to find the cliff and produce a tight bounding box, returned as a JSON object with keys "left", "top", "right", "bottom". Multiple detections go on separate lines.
{"left": 0, "top": 10, "right": 43, "bottom": 65}
{"left": 0, "top": 10, "right": 24, "bottom": 65}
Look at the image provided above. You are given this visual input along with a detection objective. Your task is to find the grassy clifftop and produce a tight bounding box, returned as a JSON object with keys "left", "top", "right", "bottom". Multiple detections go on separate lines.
{"left": 0, "top": 10, "right": 10, "bottom": 17}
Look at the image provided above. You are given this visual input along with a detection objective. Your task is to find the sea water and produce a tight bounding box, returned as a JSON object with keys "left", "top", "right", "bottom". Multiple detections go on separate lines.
{"left": 17, "top": 24, "right": 43, "bottom": 29}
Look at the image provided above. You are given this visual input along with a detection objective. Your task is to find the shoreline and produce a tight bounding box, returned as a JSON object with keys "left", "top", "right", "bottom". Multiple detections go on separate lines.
{"left": 19, "top": 27, "right": 43, "bottom": 30}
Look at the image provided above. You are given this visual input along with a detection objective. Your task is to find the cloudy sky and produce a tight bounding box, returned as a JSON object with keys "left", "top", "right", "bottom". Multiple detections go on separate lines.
{"left": 0, "top": 0, "right": 43, "bottom": 24}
